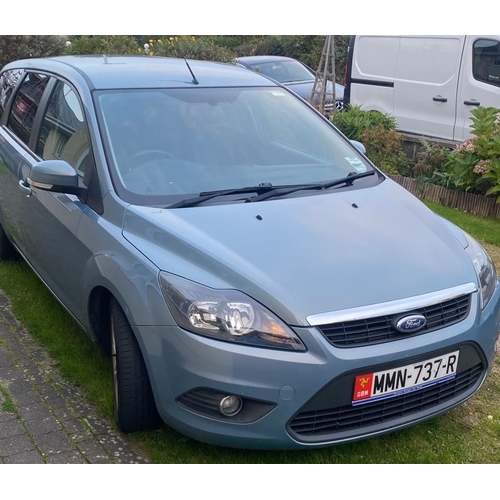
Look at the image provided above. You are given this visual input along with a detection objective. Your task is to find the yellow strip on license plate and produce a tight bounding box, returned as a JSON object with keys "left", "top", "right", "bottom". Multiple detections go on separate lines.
{"left": 353, "top": 350, "right": 460, "bottom": 405}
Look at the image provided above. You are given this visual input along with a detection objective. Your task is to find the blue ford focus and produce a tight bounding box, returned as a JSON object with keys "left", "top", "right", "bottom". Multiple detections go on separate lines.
{"left": 0, "top": 55, "right": 499, "bottom": 449}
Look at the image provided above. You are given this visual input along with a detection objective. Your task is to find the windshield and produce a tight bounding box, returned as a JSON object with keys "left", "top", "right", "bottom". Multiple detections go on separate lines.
{"left": 247, "top": 60, "right": 315, "bottom": 83}
{"left": 96, "top": 87, "right": 375, "bottom": 206}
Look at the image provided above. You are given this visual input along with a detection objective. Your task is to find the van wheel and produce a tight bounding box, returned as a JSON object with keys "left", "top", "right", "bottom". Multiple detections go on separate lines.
{"left": 0, "top": 223, "right": 16, "bottom": 261}
{"left": 110, "top": 297, "right": 162, "bottom": 433}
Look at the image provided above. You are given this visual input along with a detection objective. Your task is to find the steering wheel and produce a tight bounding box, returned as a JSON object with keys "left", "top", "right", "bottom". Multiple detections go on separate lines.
{"left": 122, "top": 150, "right": 179, "bottom": 195}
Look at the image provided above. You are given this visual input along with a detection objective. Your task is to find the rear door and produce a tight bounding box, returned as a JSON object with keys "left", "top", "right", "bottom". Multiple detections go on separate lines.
{"left": 0, "top": 70, "right": 49, "bottom": 252}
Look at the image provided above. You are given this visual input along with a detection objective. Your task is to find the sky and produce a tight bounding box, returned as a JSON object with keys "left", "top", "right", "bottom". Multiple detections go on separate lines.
{"left": 3, "top": 1, "right": 498, "bottom": 35}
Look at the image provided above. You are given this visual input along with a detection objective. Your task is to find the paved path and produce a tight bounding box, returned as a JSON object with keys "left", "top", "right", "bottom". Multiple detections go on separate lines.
{"left": 0, "top": 292, "right": 149, "bottom": 464}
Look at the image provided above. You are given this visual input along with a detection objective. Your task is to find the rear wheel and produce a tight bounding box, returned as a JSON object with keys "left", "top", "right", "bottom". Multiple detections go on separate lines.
{"left": 0, "top": 223, "right": 16, "bottom": 261}
{"left": 110, "top": 297, "right": 162, "bottom": 432}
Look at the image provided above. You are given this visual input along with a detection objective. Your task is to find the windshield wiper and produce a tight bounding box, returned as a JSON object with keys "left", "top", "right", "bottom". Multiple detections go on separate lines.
{"left": 167, "top": 171, "right": 376, "bottom": 208}
{"left": 167, "top": 184, "right": 276, "bottom": 209}
{"left": 246, "top": 170, "right": 376, "bottom": 203}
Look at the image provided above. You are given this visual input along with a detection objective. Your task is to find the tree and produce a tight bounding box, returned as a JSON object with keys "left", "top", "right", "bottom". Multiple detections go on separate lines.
{"left": 0, "top": 35, "right": 67, "bottom": 69}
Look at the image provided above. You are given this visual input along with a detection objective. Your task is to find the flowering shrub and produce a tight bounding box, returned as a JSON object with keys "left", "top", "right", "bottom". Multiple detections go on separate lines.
{"left": 413, "top": 139, "right": 450, "bottom": 181}
{"left": 445, "top": 106, "right": 500, "bottom": 200}
{"left": 142, "top": 37, "right": 235, "bottom": 63}
{"left": 65, "top": 36, "right": 138, "bottom": 55}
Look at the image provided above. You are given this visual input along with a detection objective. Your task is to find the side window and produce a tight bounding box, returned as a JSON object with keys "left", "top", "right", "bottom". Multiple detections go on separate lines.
{"left": 0, "top": 69, "right": 23, "bottom": 120}
{"left": 7, "top": 72, "right": 49, "bottom": 144}
{"left": 473, "top": 39, "right": 500, "bottom": 86}
{"left": 37, "top": 80, "right": 94, "bottom": 181}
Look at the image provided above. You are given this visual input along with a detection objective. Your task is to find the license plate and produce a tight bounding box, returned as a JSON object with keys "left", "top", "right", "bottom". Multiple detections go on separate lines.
{"left": 352, "top": 350, "right": 460, "bottom": 405}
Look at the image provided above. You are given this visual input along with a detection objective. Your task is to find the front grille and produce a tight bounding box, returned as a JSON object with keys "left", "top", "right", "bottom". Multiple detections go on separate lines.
{"left": 289, "top": 362, "right": 482, "bottom": 440}
{"left": 318, "top": 294, "right": 471, "bottom": 348}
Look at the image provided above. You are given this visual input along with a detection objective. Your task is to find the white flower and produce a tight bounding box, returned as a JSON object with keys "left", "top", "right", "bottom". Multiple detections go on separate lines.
{"left": 473, "top": 159, "right": 491, "bottom": 175}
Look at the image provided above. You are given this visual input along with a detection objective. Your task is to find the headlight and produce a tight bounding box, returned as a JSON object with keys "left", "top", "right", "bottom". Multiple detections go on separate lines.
{"left": 464, "top": 233, "right": 497, "bottom": 309}
{"left": 159, "top": 272, "right": 306, "bottom": 351}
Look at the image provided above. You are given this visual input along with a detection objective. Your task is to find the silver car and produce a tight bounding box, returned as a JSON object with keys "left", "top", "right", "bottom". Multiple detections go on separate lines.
{"left": 0, "top": 56, "right": 499, "bottom": 450}
{"left": 234, "top": 55, "right": 344, "bottom": 111}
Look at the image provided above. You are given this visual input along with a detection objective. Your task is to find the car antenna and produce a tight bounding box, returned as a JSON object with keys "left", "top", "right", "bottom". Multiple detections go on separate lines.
{"left": 184, "top": 58, "right": 199, "bottom": 85}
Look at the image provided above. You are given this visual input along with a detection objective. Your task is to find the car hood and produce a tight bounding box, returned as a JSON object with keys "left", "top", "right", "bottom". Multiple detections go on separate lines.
{"left": 284, "top": 80, "right": 344, "bottom": 102}
{"left": 122, "top": 179, "right": 476, "bottom": 326}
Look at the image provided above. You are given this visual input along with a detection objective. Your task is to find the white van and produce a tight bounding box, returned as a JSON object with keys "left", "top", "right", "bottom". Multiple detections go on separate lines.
{"left": 345, "top": 35, "right": 500, "bottom": 143}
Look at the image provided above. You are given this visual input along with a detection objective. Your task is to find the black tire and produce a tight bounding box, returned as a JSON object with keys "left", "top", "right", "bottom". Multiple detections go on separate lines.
{"left": 0, "top": 223, "right": 16, "bottom": 261}
{"left": 110, "top": 297, "right": 162, "bottom": 433}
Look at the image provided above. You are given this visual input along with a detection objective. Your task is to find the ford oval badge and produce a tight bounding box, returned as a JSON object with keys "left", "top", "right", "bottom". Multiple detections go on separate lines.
{"left": 395, "top": 315, "right": 427, "bottom": 333}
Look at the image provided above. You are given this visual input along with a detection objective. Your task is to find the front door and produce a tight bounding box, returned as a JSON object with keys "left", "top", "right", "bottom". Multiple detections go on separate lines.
{"left": 18, "top": 79, "right": 94, "bottom": 318}
{"left": 455, "top": 36, "right": 500, "bottom": 142}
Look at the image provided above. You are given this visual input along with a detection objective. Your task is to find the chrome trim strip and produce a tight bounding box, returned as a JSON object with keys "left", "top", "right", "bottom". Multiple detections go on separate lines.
{"left": 306, "top": 283, "right": 477, "bottom": 326}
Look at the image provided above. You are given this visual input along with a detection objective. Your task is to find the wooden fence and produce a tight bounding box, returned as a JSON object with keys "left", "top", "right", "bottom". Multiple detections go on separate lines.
{"left": 389, "top": 175, "right": 500, "bottom": 220}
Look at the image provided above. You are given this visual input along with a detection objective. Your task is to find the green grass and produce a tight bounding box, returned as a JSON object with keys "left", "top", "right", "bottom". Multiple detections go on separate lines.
{"left": 0, "top": 383, "right": 17, "bottom": 414}
{"left": 424, "top": 201, "right": 500, "bottom": 247}
{"left": 0, "top": 204, "right": 499, "bottom": 463}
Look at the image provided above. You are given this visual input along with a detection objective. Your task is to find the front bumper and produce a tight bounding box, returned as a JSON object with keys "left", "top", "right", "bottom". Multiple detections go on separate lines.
{"left": 137, "top": 286, "right": 500, "bottom": 450}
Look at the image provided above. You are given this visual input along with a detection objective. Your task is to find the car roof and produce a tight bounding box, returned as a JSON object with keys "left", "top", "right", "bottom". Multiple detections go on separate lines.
{"left": 3, "top": 55, "right": 276, "bottom": 90}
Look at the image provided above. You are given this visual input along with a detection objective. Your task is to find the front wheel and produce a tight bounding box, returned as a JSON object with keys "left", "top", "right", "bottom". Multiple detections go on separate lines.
{"left": 110, "top": 297, "right": 162, "bottom": 433}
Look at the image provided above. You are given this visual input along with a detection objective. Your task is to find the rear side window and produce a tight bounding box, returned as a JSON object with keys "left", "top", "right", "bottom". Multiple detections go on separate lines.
{"left": 0, "top": 69, "right": 23, "bottom": 120}
{"left": 7, "top": 72, "right": 49, "bottom": 145}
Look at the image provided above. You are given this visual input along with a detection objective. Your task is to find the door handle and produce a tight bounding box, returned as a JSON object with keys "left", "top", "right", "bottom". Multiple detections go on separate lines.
{"left": 464, "top": 100, "right": 481, "bottom": 106}
{"left": 18, "top": 179, "right": 32, "bottom": 197}
{"left": 433, "top": 95, "right": 448, "bottom": 102}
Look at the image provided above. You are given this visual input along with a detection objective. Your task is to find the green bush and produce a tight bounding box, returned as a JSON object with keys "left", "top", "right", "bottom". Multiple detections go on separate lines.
{"left": 330, "top": 105, "right": 407, "bottom": 175}
{"left": 444, "top": 106, "right": 500, "bottom": 200}
{"left": 0, "top": 35, "right": 66, "bottom": 70}
{"left": 413, "top": 139, "right": 451, "bottom": 181}
{"left": 330, "top": 104, "right": 398, "bottom": 142}
{"left": 66, "top": 36, "right": 139, "bottom": 55}
{"left": 360, "top": 125, "right": 410, "bottom": 176}
{"left": 144, "top": 36, "right": 235, "bottom": 62}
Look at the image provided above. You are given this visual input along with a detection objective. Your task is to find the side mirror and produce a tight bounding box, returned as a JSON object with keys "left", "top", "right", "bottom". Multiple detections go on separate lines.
{"left": 350, "top": 140, "right": 367, "bottom": 155}
{"left": 27, "top": 160, "right": 85, "bottom": 196}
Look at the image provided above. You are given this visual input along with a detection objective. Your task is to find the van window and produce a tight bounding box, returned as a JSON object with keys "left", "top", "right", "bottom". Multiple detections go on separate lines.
{"left": 7, "top": 72, "right": 49, "bottom": 145}
{"left": 473, "top": 39, "right": 500, "bottom": 86}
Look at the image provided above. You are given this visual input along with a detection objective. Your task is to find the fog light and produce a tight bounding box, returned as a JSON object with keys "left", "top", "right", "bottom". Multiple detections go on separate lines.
{"left": 219, "top": 395, "right": 243, "bottom": 416}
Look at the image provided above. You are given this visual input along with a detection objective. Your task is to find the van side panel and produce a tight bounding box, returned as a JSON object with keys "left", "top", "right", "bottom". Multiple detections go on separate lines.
{"left": 393, "top": 36, "right": 464, "bottom": 140}
{"left": 349, "top": 36, "right": 399, "bottom": 114}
